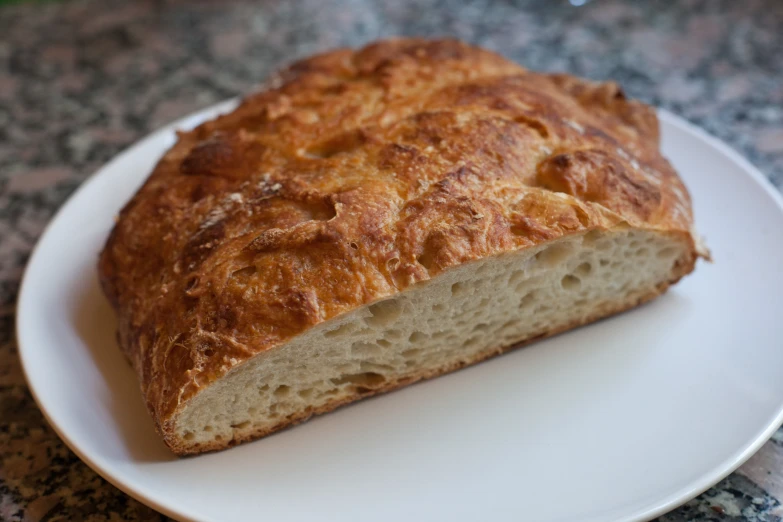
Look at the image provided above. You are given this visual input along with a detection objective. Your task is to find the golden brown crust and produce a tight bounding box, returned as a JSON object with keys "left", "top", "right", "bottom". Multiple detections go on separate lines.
{"left": 98, "top": 38, "right": 702, "bottom": 451}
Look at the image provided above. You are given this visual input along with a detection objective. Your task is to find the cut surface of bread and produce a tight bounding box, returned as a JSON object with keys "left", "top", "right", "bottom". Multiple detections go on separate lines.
{"left": 98, "top": 38, "right": 707, "bottom": 455}
{"left": 177, "top": 228, "right": 691, "bottom": 453}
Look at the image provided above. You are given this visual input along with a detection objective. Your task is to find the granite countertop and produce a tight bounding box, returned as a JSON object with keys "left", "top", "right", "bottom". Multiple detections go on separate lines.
{"left": 1, "top": 0, "right": 782, "bottom": 520}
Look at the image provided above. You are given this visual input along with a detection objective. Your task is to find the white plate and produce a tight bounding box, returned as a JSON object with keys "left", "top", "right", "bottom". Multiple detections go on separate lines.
{"left": 17, "top": 101, "right": 783, "bottom": 522}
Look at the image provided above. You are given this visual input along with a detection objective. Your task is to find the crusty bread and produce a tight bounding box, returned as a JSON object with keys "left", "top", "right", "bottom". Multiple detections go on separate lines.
{"left": 99, "top": 38, "right": 708, "bottom": 455}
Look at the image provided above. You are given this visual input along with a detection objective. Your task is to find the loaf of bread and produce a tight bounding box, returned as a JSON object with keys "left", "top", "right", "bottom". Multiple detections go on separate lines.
{"left": 99, "top": 38, "right": 708, "bottom": 455}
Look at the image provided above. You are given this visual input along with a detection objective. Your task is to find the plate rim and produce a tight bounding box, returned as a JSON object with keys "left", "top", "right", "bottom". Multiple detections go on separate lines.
{"left": 15, "top": 103, "right": 783, "bottom": 522}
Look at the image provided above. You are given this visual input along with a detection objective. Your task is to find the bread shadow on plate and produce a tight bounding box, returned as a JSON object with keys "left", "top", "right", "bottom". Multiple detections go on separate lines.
{"left": 73, "top": 270, "right": 176, "bottom": 463}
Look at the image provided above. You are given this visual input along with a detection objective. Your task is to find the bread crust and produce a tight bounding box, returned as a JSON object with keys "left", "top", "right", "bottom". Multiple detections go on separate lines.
{"left": 98, "top": 38, "right": 704, "bottom": 454}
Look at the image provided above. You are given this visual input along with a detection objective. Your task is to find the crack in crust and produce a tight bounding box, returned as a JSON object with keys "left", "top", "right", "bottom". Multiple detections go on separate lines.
{"left": 98, "top": 38, "right": 703, "bottom": 446}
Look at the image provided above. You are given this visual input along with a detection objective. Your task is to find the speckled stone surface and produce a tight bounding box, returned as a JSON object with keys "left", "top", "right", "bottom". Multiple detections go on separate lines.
{"left": 1, "top": 0, "right": 782, "bottom": 520}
